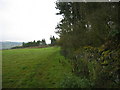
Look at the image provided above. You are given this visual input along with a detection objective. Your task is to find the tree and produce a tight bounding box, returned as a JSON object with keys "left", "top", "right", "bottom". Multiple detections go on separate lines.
{"left": 55, "top": 2, "right": 120, "bottom": 88}
{"left": 41, "top": 39, "right": 46, "bottom": 45}
{"left": 55, "top": 2, "right": 119, "bottom": 56}
{"left": 37, "top": 40, "right": 41, "bottom": 46}
{"left": 50, "top": 36, "right": 56, "bottom": 46}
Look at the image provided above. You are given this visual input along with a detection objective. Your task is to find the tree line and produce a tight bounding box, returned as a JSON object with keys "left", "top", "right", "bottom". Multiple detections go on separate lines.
{"left": 11, "top": 36, "right": 58, "bottom": 49}
{"left": 22, "top": 39, "right": 46, "bottom": 47}
{"left": 22, "top": 36, "right": 58, "bottom": 47}
{"left": 56, "top": 2, "right": 120, "bottom": 88}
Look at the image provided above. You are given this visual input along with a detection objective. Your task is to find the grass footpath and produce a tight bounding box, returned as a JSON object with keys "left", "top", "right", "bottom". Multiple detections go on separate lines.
{"left": 2, "top": 47, "right": 72, "bottom": 88}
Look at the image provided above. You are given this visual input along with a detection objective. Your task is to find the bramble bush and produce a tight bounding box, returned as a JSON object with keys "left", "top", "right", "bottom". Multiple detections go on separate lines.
{"left": 71, "top": 46, "right": 120, "bottom": 88}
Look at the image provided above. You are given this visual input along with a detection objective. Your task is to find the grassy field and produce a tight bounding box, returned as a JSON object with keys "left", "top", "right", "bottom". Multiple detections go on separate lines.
{"left": 2, "top": 47, "right": 72, "bottom": 88}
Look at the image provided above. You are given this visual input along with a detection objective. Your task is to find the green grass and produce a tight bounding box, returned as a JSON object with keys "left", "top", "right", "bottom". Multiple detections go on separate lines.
{"left": 2, "top": 47, "right": 72, "bottom": 88}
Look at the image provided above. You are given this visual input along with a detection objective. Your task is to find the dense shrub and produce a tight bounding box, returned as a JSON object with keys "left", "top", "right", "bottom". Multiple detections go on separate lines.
{"left": 72, "top": 46, "right": 120, "bottom": 88}
{"left": 60, "top": 74, "right": 93, "bottom": 88}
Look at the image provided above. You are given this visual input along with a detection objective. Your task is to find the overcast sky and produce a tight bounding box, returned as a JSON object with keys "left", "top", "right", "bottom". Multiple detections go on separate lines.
{"left": 0, "top": 0, "right": 62, "bottom": 44}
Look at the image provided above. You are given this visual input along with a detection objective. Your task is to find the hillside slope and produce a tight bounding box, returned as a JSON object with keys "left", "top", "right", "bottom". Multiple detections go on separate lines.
{"left": 0, "top": 42, "right": 22, "bottom": 50}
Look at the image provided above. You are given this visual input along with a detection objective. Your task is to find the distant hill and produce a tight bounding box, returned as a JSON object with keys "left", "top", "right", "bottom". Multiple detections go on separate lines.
{"left": 0, "top": 41, "right": 22, "bottom": 50}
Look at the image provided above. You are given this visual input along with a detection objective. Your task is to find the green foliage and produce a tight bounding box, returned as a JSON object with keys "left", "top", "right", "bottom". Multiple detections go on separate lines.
{"left": 73, "top": 46, "right": 120, "bottom": 88}
{"left": 56, "top": 2, "right": 119, "bottom": 56}
{"left": 60, "top": 74, "right": 93, "bottom": 88}
{"left": 22, "top": 39, "right": 47, "bottom": 47}
{"left": 50, "top": 36, "right": 57, "bottom": 46}
{"left": 109, "top": 29, "right": 120, "bottom": 37}
{"left": 55, "top": 2, "right": 120, "bottom": 86}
